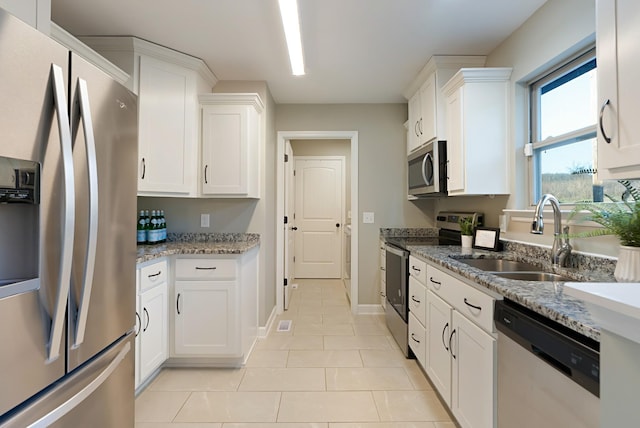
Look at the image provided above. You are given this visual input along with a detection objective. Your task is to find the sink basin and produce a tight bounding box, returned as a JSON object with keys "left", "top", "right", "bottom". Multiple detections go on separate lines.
{"left": 456, "top": 258, "right": 542, "bottom": 272}
{"left": 492, "top": 272, "right": 572, "bottom": 282}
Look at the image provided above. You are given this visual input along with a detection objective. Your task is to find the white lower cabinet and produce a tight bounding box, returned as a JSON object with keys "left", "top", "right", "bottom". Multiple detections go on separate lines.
{"left": 452, "top": 311, "right": 496, "bottom": 428}
{"left": 174, "top": 280, "right": 239, "bottom": 356}
{"left": 408, "top": 312, "right": 427, "bottom": 367}
{"left": 171, "top": 249, "right": 259, "bottom": 364}
{"left": 136, "top": 259, "right": 169, "bottom": 388}
{"left": 417, "top": 262, "right": 497, "bottom": 428}
{"left": 426, "top": 290, "right": 453, "bottom": 402}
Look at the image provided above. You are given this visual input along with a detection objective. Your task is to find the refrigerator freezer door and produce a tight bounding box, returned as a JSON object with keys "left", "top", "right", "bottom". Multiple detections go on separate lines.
{"left": 0, "top": 9, "right": 70, "bottom": 416}
{"left": 67, "top": 52, "right": 138, "bottom": 371}
{"left": 1, "top": 334, "right": 134, "bottom": 428}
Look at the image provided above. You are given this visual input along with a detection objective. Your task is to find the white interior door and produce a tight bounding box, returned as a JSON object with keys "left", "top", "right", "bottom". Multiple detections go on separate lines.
{"left": 294, "top": 157, "right": 344, "bottom": 278}
{"left": 283, "top": 141, "right": 295, "bottom": 310}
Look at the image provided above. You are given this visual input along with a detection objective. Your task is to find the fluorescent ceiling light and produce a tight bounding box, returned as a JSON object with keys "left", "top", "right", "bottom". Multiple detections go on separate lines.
{"left": 278, "top": 0, "right": 305, "bottom": 76}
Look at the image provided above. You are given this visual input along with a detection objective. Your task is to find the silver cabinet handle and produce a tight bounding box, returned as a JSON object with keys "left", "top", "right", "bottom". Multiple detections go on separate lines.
{"left": 148, "top": 271, "right": 162, "bottom": 278}
{"left": 48, "top": 63, "right": 75, "bottom": 363}
{"left": 204, "top": 164, "right": 209, "bottom": 184}
{"left": 176, "top": 293, "right": 181, "bottom": 315}
{"left": 72, "top": 77, "right": 99, "bottom": 349}
{"left": 141, "top": 157, "right": 146, "bottom": 179}
{"left": 411, "top": 296, "right": 421, "bottom": 304}
{"left": 599, "top": 99, "right": 612, "bottom": 144}
{"left": 195, "top": 266, "right": 217, "bottom": 270}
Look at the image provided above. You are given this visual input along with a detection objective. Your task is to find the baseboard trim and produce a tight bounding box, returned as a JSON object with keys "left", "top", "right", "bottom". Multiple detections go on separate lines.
{"left": 358, "top": 304, "right": 385, "bottom": 315}
{"left": 259, "top": 305, "right": 278, "bottom": 338}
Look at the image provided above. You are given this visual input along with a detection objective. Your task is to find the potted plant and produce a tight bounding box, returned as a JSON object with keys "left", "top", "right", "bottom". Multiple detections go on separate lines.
{"left": 459, "top": 216, "right": 476, "bottom": 248}
{"left": 568, "top": 179, "right": 640, "bottom": 281}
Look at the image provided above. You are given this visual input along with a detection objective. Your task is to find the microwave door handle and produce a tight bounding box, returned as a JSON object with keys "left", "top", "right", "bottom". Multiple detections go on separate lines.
{"left": 48, "top": 64, "right": 75, "bottom": 362}
{"left": 72, "top": 78, "right": 99, "bottom": 349}
{"left": 422, "top": 152, "right": 432, "bottom": 186}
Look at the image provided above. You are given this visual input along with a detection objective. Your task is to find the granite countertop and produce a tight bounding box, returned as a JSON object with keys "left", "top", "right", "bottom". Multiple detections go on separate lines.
{"left": 407, "top": 244, "right": 615, "bottom": 342}
{"left": 136, "top": 233, "right": 260, "bottom": 264}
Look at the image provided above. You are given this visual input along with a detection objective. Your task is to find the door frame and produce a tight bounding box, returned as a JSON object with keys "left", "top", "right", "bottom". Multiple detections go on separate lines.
{"left": 293, "top": 155, "right": 346, "bottom": 279}
{"left": 276, "top": 131, "right": 358, "bottom": 314}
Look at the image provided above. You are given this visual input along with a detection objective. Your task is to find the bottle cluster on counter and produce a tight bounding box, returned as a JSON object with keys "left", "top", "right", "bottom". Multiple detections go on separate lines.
{"left": 137, "top": 209, "right": 167, "bottom": 244}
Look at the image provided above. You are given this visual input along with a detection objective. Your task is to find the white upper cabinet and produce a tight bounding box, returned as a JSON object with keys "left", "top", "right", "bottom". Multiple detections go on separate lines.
{"left": 0, "top": 0, "right": 50, "bottom": 33}
{"left": 405, "top": 56, "right": 486, "bottom": 155}
{"left": 442, "top": 67, "right": 512, "bottom": 196}
{"left": 199, "top": 93, "right": 263, "bottom": 198}
{"left": 80, "top": 37, "right": 217, "bottom": 197}
{"left": 597, "top": 0, "right": 640, "bottom": 179}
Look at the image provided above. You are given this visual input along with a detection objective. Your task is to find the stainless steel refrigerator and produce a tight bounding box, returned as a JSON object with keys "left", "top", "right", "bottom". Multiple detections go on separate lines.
{"left": 0, "top": 8, "right": 137, "bottom": 427}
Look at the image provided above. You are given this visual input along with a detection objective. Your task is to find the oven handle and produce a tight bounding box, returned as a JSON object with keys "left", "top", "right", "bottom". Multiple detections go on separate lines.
{"left": 385, "top": 244, "right": 408, "bottom": 258}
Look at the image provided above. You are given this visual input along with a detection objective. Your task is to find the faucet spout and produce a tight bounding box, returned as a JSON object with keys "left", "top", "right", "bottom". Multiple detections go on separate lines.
{"left": 531, "top": 194, "right": 571, "bottom": 267}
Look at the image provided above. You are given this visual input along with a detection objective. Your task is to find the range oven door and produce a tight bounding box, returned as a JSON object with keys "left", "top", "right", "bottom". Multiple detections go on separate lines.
{"left": 385, "top": 244, "right": 409, "bottom": 321}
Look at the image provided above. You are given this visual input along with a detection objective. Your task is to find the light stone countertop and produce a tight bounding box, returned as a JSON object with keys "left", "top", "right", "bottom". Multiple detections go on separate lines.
{"left": 136, "top": 233, "right": 260, "bottom": 264}
{"left": 407, "top": 244, "right": 615, "bottom": 342}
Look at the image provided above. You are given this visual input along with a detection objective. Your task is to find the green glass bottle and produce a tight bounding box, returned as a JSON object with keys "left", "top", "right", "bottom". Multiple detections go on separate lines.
{"left": 137, "top": 210, "right": 146, "bottom": 244}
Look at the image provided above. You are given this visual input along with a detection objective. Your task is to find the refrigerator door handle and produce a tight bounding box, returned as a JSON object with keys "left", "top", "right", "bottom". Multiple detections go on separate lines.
{"left": 48, "top": 63, "right": 75, "bottom": 363}
{"left": 72, "top": 77, "right": 99, "bottom": 349}
{"left": 26, "top": 341, "right": 131, "bottom": 428}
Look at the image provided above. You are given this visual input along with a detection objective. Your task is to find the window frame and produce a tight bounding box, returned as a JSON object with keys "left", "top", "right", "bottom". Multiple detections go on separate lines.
{"left": 527, "top": 47, "right": 597, "bottom": 206}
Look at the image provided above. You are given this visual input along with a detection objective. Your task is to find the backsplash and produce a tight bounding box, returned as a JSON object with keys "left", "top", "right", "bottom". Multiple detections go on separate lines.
{"left": 167, "top": 232, "right": 260, "bottom": 243}
{"left": 502, "top": 240, "right": 617, "bottom": 277}
{"left": 380, "top": 228, "right": 439, "bottom": 238}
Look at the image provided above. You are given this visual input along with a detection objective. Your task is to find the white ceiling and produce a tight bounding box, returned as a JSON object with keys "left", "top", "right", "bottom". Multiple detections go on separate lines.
{"left": 51, "top": 0, "right": 547, "bottom": 104}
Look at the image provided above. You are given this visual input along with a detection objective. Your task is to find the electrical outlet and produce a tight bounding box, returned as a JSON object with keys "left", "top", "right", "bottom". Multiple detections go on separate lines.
{"left": 363, "top": 212, "right": 375, "bottom": 224}
{"left": 200, "top": 213, "right": 210, "bottom": 228}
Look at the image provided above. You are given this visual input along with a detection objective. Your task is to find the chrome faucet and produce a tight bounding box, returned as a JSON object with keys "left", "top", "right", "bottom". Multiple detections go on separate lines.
{"left": 531, "top": 194, "right": 572, "bottom": 267}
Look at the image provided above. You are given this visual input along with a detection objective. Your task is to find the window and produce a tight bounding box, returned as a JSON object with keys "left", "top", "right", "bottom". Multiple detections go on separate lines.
{"left": 529, "top": 49, "right": 640, "bottom": 204}
{"left": 529, "top": 49, "right": 599, "bottom": 204}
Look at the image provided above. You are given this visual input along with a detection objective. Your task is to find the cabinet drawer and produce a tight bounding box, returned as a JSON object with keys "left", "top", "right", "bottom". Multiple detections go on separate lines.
{"left": 409, "top": 255, "right": 427, "bottom": 285}
{"left": 140, "top": 259, "right": 168, "bottom": 292}
{"left": 426, "top": 264, "right": 448, "bottom": 292}
{"left": 408, "top": 313, "right": 427, "bottom": 368}
{"left": 175, "top": 258, "right": 237, "bottom": 280}
{"left": 430, "top": 267, "right": 496, "bottom": 334}
{"left": 408, "top": 276, "right": 427, "bottom": 326}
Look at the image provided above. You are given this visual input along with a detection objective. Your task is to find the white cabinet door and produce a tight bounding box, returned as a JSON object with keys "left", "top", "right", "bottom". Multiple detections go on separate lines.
{"left": 426, "top": 290, "right": 453, "bottom": 406}
{"left": 408, "top": 91, "right": 423, "bottom": 153}
{"left": 199, "top": 94, "right": 262, "bottom": 198}
{"left": 443, "top": 68, "right": 511, "bottom": 196}
{"left": 597, "top": 0, "right": 640, "bottom": 179}
{"left": 420, "top": 73, "right": 437, "bottom": 144}
{"left": 408, "top": 312, "right": 427, "bottom": 368}
{"left": 452, "top": 311, "right": 496, "bottom": 428}
{"left": 445, "top": 86, "right": 464, "bottom": 194}
{"left": 137, "top": 55, "right": 196, "bottom": 195}
{"left": 139, "top": 282, "right": 168, "bottom": 381}
{"left": 409, "top": 276, "right": 426, "bottom": 326}
{"left": 174, "top": 281, "right": 240, "bottom": 356}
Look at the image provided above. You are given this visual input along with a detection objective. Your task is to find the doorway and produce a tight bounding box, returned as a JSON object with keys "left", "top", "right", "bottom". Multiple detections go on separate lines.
{"left": 276, "top": 131, "right": 359, "bottom": 315}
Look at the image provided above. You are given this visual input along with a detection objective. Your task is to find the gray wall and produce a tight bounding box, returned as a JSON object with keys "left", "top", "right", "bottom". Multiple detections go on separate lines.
{"left": 276, "top": 104, "right": 433, "bottom": 305}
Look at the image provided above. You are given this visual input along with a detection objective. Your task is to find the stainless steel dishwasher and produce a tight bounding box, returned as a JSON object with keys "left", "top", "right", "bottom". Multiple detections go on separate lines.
{"left": 494, "top": 299, "right": 600, "bottom": 428}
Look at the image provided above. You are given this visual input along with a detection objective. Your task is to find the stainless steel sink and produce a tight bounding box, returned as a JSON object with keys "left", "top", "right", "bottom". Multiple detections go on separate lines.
{"left": 455, "top": 258, "right": 577, "bottom": 282}
{"left": 491, "top": 272, "right": 573, "bottom": 282}
{"left": 456, "top": 258, "right": 542, "bottom": 272}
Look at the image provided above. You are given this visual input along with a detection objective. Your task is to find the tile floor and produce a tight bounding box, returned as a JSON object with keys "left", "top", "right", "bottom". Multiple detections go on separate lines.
{"left": 135, "top": 279, "right": 456, "bottom": 428}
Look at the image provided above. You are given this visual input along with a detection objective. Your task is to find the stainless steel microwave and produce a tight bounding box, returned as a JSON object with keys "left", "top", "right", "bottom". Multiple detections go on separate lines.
{"left": 408, "top": 140, "right": 447, "bottom": 197}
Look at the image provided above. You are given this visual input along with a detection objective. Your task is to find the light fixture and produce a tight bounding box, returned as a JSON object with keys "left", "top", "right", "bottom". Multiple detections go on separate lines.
{"left": 278, "top": 0, "right": 305, "bottom": 76}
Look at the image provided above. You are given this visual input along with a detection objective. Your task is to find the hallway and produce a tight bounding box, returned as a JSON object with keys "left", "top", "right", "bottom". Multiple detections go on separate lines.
{"left": 135, "top": 279, "right": 455, "bottom": 427}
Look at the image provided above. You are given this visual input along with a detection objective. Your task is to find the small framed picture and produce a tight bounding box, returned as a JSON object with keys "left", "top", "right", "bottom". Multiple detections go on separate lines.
{"left": 473, "top": 227, "right": 502, "bottom": 251}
